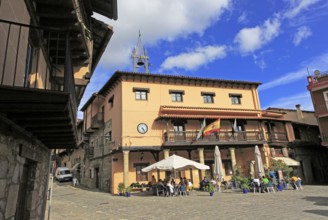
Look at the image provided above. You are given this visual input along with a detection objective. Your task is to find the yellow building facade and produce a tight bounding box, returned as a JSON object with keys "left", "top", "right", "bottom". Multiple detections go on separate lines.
{"left": 81, "top": 71, "right": 295, "bottom": 194}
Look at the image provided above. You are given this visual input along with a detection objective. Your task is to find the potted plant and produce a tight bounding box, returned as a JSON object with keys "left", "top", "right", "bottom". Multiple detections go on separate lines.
{"left": 118, "top": 183, "right": 125, "bottom": 196}
{"left": 125, "top": 186, "right": 132, "bottom": 197}
{"left": 241, "top": 177, "right": 250, "bottom": 194}
{"left": 206, "top": 183, "right": 215, "bottom": 196}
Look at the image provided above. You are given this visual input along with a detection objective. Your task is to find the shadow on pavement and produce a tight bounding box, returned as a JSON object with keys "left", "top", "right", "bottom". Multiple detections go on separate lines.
{"left": 302, "top": 196, "right": 328, "bottom": 206}
{"left": 303, "top": 210, "right": 328, "bottom": 217}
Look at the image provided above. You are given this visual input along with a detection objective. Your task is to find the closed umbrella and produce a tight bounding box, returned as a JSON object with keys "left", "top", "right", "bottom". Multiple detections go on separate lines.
{"left": 213, "top": 146, "right": 224, "bottom": 192}
{"left": 255, "top": 145, "right": 265, "bottom": 177}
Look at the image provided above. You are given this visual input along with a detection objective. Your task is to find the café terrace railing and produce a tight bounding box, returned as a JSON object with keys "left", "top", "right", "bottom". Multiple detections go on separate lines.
{"left": 164, "top": 130, "right": 265, "bottom": 143}
{"left": 0, "top": 19, "right": 78, "bottom": 117}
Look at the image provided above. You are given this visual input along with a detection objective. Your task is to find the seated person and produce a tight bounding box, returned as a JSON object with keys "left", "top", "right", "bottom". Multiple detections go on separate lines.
{"left": 166, "top": 180, "right": 174, "bottom": 196}
{"left": 200, "top": 177, "right": 208, "bottom": 191}
{"left": 187, "top": 179, "right": 193, "bottom": 191}
{"left": 262, "top": 176, "right": 269, "bottom": 186}
{"left": 179, "top": 182, "right": 187, "bottom": 195}
{"left": 151, "top": 175, "right": 157, "bottom": 195}
{"left": 253, "top": 176, "right": 260, "bottom": 187}
{"left": 290, "top": 176, "right": 298, "bottom": 190}
{"left": 156, "top": 179, "right": 167, "bottom": 195}
{"left": 210, "top": 178, "right": 217, "bottom": 186}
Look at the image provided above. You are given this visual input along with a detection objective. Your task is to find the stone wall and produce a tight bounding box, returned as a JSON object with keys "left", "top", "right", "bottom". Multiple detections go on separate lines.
{"left": 0, "top": 121, "right": 50, "bottom": 220}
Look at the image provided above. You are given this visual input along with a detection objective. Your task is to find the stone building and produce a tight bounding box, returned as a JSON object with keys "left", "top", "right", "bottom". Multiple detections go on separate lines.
{"left": 267, "top": 105, "right": 328, "bottom": 184}
{"left": 0, "top": 0, "right": 117, "bottom": 219}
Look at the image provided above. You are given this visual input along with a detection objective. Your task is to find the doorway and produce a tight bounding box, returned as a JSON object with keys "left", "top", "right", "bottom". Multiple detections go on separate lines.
{"left": 95, "top": 168, "right": 99, "bottom": 188}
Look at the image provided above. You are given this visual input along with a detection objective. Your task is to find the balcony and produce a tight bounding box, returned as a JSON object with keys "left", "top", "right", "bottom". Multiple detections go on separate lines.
{"left": 91, "top": 112, "right": 104, "bottom": 129}
{"left": 314, "top": 103, "right": 328, "bottom": 117}
{"left": 0, "top": 20, "right": 79, "bottom": 148}
{"left": 266, "top": 132, "right": 288, "bottom": 143}
{"left": 163, "top": 130, "right": 264, "bottom": 146}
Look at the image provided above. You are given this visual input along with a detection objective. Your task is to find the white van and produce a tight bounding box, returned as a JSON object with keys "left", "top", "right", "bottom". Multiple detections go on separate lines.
{"left": 55, "top": 167, "right": 73, "bottom": 182}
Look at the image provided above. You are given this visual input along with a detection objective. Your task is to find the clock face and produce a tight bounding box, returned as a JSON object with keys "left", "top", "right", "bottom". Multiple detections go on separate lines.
{"left": 137, "top": 123, "right": 148, "bottom": 134}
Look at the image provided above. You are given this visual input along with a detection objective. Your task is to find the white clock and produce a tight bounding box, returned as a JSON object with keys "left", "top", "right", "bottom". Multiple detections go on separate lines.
{"left": 137, "top": 123, "right": 148, "bottom": 134}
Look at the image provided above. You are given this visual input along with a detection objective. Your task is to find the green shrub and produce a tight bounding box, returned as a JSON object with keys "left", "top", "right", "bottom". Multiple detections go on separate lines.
{"left": 206, "top": 183, "right": 215, "bottom": 193}
{"left": 118, "top": 182, "right": 125, "bottom": 193}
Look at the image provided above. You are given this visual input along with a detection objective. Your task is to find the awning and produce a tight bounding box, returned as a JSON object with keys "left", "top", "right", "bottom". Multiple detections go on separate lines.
{"left": 272, "top": 157, "right": 300, "bottom": 166}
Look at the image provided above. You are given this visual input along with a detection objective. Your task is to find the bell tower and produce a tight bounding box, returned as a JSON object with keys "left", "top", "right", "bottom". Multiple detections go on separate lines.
{"left": 132, "top": 31, "right": 149, "bottom": 73}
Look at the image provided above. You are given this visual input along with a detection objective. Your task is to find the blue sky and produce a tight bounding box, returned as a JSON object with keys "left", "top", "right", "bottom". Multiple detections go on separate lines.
{"left": 79, "top": 0, "right": 328, "bottom": 118}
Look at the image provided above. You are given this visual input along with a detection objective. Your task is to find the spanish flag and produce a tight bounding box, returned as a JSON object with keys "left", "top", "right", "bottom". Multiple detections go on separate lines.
{"left": 203, "top": 119, "right": 221, "bottom": 136}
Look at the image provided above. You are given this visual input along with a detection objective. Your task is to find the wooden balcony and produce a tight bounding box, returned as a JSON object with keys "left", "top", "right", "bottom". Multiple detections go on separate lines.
{"left": 163, "top": 130, "right": 265, "bottom": 146}
{"left": 0, "top": 19, "right": 80, "bottom": 148}
{"left": 266, "top": 132, "right": 289, "bottom": 143}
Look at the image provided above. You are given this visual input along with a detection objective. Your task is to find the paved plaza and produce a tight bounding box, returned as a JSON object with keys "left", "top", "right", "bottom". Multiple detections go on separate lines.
{"left": 47, "top": 182, "right": 328, "bottom": 220}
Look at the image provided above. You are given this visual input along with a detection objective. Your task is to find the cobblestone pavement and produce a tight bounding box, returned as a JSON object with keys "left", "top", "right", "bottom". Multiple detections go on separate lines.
{"left": 47, "top": 182, "right": 328, "bottom": 220}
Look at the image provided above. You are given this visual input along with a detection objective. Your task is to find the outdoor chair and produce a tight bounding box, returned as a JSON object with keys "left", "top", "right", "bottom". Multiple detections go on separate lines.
{"left": 267, "top": 182, "right": 275, "bottom": 193}
{"left": 156, "top": 185, "right": 166, "bottom": 196}
{"left": 252, "top": 182, "right": 261, "bottom": 193}
{"left": 166, "top": 186, "right": 176, "bottom": 197}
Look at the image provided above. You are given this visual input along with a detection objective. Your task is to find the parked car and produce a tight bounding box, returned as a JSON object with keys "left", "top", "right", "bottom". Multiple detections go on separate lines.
{"left": 55, "top": 167, "right": 73, "bottom": 182}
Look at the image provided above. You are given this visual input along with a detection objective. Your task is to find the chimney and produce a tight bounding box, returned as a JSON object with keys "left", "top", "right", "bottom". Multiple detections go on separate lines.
{"left": 295, "top": 104, "right": 304, "bottom": 120}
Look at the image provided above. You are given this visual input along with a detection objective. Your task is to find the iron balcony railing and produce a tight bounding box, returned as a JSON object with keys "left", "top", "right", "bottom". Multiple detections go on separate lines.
{"left": 0, "top": 19, "right": 78, "bottom": 116}
{"left": 164, "top": 130, "right": 264, "bottom": 143}
{"left": 266, "top": 132, "right": 288, "bottom": 142}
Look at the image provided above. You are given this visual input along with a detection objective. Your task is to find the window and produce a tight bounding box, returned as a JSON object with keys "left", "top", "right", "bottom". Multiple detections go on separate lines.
{"left": 201, "top": 92, "right": 215, "bottom": 103}
{"left": 134, "top": 163, "right": 149, "bottom": 182}
{"left": 135, "top": 90, "right": 147, "bottom": 100}
{"left": 133, "top": 87, "right": 149, "bottom": 100}
{"left": 108, "top": 95, "right": 114, "bottom": 108}
{"left": 222, "top": 160, "right": 232, "bottom": 175}
{"left": 229, "top": 94, "right": 242, "bottom": 105}
{"left": 105, "top": 131, "right": 112, "bottom": 143}
{"left": 275, "top": 148, "right": 283, "bottom": 155}
{"left": 324, "top": 91, "right": 328, "bottom": 110}
{"left": 173, "top": 122, "right": 185, "bottom": 141}
{"left": 293, "top": 125, "right": 301, "bottom": 140}
{"left": 173, "top": 124, "right": 185, "bottom": 134}
{"left": 169, "top": 90, "right": 184, "bottom": 102}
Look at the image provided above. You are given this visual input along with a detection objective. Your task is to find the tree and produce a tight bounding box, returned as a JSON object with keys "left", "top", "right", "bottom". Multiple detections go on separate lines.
{"left": 269, "top": 159, "right": 293, "bottom": 179}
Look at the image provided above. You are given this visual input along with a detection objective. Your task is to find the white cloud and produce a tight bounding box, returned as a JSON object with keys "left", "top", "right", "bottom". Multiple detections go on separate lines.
{"left": 94, "top": 0, "right": 231, "bottom": 70}
{"left": 81, "top": 0, "right": 232, "bottom": 110}
{"left": 160, "top": 45, "right": 227, "bottom": 71}
{"left": 234, "top": 15, "right": 281, "bottom": 54}
{"left": 237, "top": 12, "right": 248, "bottom": 24}
{"left": 253, "top": 54, "right": 267, "bottom": 70}
{"left": 259, "top": 52, "right": 328, "bottom": 91}
{"left": 293, "top": 26, "right": 312, "bottom": 46}
{"left": 284, "top": 0, "right": 320, "bottom": 19}
{"left": 262, "top": 92, "right": 314, "bottom": 111}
